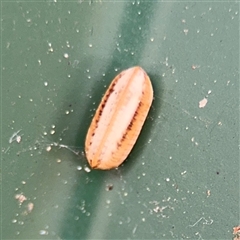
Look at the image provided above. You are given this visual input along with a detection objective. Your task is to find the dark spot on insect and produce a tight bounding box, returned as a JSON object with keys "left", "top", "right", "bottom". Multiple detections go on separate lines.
{"left": 91, "top": 132, "right": 95, "bottom": 137}
{"left": 89, "top": 141, "right": 92, "bottom": 145}
{"left": 95, "top": 118, "right": 99, "bottom": 124}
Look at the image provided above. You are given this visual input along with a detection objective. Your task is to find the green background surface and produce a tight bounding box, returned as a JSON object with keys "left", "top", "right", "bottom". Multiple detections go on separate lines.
{"left": 1, "top": 1, "right": 239, "bottom": 239}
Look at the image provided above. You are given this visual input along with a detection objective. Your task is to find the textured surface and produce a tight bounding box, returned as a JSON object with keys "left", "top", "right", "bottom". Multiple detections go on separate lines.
{"left": 2, "top": 2, "right": 239, "bottom": 239}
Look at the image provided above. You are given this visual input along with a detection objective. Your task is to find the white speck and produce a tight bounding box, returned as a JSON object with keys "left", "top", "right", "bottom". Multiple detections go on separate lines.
{"left": 191, "top": 137, "right": 195, "bottom": 142}
{"left": 29, "top": 98, "right": 33, "bottom": 102}
{"left": 77, "top": 166, "right": 82, "bottom": 170}
{"left": 207, "top": 90, "right": 212, "bottom": 95}
{"left": 68, "top": 74, "right": 71, "bottom": 78}
{"left": 46, "top": 145, "right": 51, "bottom": 152}
{"left": 26, "top": 18, "right": 31, "bottom": 23}
{"left": 12, "top": 219, "right": 17, "bottom": 223}
{"left": 43, "top": 131, "right": 47, "bottom": 136}
{"left": 56, "top": 159, "right": 61, "bottom": 163}
{"left": 38, "top": 59, "right": 41, "bottom": 65}
{"left": 183, "top": 29, "right": 189, "bottom": 35}
{"left": 89, "top": 44, "right": 93, "bottom": 48}
{"left": 44, "top": 81, "right": 48, "bottom": 86}
{"left": 142, "top": 218, "right": 145, "bottom": 222}
{"left": 191, "top": 65, "right": 200, "bottom": 70}
{"left": 169, "top": 156, "right": 172, "bottom": 160}
{"left": 63, "top": 53, "right": 69, "bottom": 59}
{"left": 150, "top": 38, "right": 154, "bottom": 42}
{"left": 39, "top": 230, "right": 48, "bottom": 236}
{"left": 181, "top": 170, "right": 187, "bottom": 175}
{"left": 51, "top": 125, "right": 55, "bottom": 129}
{"left": 124, "top": 192, "right": 128, "bottom": 196}
{"left": 65, "top": 110, "right": 70, "bottom": 115}
{"left": 22, "top": 181, "right": 26, "bottom": 185}
{"left": 84, "top": 166, "right": 91, "bottom": 173}
{"left": 50, "top": 130, "right": 55, "bottom": 135}
{"left": 165, "top": 178, "right": 170, "bottom": 182}
{"left": 199, "top": 98, "right": 208, "bottom": 108}
{"left": 197, "top": 29, "right": 200, "bottom": 33}
{"left": 106, "top": 200, "right": 111, "bottom": 204}
{"left": 182, "top": 19, "right": 186, "bottom": 23}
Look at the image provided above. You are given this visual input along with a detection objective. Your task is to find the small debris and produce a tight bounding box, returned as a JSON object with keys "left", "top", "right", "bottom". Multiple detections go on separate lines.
{"left": 46, "top": 145, "right": 52, "bottom": 152}
{"left": 9, "top": 130, "right": 22, "bottom": 143}
{"left": 15, "top": 194, "right": 27, "bottom": 204}
{"left": 206, "top": 190, "right": 211, "bottom": 197}
{"left": 183, "top": 29, "right": 189, "bottom": 35}
{"left": 16, "top": 135, "right": 21, "bottom": 143}
{"left": 106, "top": 184, "right": 114, "bottom": 191}
{"left": 27, "top": 202, "right": 34, "bottom": 213}
{"left": 63, "top": 53, "right": 69, "bottom": 59}
{"left": 199, "top": 98, "right": 208, "bottom": 108}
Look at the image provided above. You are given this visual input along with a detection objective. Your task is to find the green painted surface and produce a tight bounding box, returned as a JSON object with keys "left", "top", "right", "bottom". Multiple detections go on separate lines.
{"left": 2, "top": 2, "right": 239, "bottom": 239}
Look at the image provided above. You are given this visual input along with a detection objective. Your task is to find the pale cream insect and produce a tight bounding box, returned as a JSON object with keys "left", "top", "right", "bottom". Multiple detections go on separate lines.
{"left": 85, "top": 66, "right": 153, "bottom": 170}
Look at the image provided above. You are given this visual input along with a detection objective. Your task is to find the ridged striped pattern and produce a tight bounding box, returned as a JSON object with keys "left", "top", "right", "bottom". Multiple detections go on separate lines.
{"left": 85, "top": 66, "right": 153, "bottom": 170}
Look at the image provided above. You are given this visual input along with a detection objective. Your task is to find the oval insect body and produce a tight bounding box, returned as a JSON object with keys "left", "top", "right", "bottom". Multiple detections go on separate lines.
{"left": 85, "top": 66, "right": 153, "bottom": 170}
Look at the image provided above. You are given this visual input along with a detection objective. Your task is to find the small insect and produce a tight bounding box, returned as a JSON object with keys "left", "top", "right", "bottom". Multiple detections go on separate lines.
{"left": 85, "top": 66, "right": 153, "bottom": 170}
